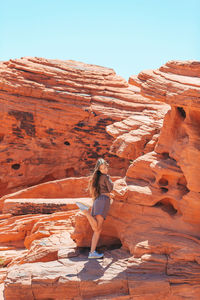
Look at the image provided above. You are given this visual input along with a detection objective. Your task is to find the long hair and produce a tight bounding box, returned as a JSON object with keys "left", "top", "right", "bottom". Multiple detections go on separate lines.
{"left": 89, "top": 158, "right": 108, "bottom": 200}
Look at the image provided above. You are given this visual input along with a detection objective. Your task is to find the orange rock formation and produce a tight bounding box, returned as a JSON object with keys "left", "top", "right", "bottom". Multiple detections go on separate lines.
{"left": 1, "top": 58, "right": 200, "bottom": 299}
{"left": 0, "top": 57, "right": 166, "bottom": 197}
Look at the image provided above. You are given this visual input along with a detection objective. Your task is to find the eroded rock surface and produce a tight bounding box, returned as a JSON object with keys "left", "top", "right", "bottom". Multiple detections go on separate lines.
{"left": 73, "top": 60, "right": 200, "bottom": 299}
{"left": 0, "top": 57, "right": 166, "bottom": 196}
{"left": 1, "top": 59, "right": 200, "bottom": 299}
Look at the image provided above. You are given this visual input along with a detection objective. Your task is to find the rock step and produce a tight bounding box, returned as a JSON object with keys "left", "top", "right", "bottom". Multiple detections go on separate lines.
{"left": 2, "top": 197, "right": 92, "bottom": 215}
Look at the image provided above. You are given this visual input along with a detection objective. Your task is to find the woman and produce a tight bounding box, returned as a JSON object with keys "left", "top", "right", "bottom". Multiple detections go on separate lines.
{"left": 76, "top": 158, "right": 114, "bottom": 259}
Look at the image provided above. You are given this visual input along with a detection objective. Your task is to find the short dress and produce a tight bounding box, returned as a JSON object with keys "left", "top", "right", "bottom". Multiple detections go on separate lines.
{"left": 91, "top": 174, "right": 114, "bottom": 220}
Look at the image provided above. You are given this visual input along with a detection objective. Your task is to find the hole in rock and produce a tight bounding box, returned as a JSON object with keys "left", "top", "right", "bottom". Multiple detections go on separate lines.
{"left": 177, "top": 175, "right": 190, "bottom": 195}
{"left": 64, "top": 141, "right": 70, "bottom": 146}
{"left": 98, "top": 241, "right": 123, "bottom": 252}
{"left": 94, "top": 141, "right": 100, "bottom": 147}
{"left": 77, "top": 121, "right": 85, "bottom": 127}
{"left": 154, "top": 198, "right": 177, "bottom": 216}
{"left": 6, "top": 158, "right": 13, "bottom": 163}
{"left": 78, "top": 240, "right": 122, "bottom": 255}
{"left": 177, "top": 107, "right": 186, "bottom": 119}
{"left": 177, "top": 175, "right": 187, "bottom": 186}
{"left": 158, "top": 177, "right": 168, "bottom": 186}
{"left": 161, "top": 152, "right": 170, "bottom": 159}
{"left": 11, "top": 163, "right": 20, "bottom": 170}
{"left": 65, "top": 167, "right": 75, "bottom": 177}
{"left": 160, "top": 187, "right": 168, "bottom": 193}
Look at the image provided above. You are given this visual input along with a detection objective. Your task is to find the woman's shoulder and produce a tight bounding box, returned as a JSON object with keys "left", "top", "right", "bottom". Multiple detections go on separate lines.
{"left": 100, "top": 173, "right": 106, "bottom": 179}
{"left": 100, "top": 173, "right": 110, "bottom": 181}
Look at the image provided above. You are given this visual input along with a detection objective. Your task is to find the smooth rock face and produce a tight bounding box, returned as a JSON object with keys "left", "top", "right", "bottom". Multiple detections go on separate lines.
{"left": 1, "top": 59, "right": 200, "bottom": 299}
{"left": 4, "top": 249, "right": 132, "bottom": 300}
{"left": 0, "top": 57, "right": 166, "bottom": 196}
{"left": 0, "top": 175, "right": 91, "bottom": 212}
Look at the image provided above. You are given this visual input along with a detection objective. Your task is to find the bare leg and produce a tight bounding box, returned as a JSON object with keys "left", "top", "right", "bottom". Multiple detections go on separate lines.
{"left": 82, "top": 210, "right": 98, "bottom": 231}
{"left": 90, "top": 230, "right": 102, "bottom": 252}
{"left": 90, "top": 215, "right": 104, "bottom": 252}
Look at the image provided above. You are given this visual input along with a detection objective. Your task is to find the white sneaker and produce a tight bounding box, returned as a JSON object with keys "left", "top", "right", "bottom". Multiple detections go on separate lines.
{"left": 76, "top": 202, "right": 90, "bottom": 211}
{"left": 88, "top": 250, "right": 104, "bottom": 259}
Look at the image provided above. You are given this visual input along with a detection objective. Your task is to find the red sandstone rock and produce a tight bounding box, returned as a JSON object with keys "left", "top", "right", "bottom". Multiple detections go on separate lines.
{"left": 0, "top": 175, "right": 120, "bottom": 212}
{"left": 4, "top": 249, "right": 132, "bottom": 300}
{"left": 0, "top": 57, "right": 166, "bottom": 197}
{"left": 106, "top": 109, "right": 168, "bottom": 160}
{"left": 2, "top": 197, "right": 90, "bottom": 215}
{"left": 1, "top": 59, "right": 200, "bottom": 299}
{"left": 0, "top": 176, "right": 90, "bottom": 212}
{"left": 72, "top": 60, "right": 200, "bottom": 299}
{"left": 132, "top": 60, "right": 200, "bottom": 220}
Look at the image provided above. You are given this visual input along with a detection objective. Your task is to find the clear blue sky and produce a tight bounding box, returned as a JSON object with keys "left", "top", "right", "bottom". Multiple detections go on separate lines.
{"left": 0, "top": 0, "right": 199, "bottom": 80}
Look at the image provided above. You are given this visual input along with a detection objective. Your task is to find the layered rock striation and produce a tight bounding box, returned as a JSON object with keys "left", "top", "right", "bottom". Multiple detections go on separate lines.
{"left": 1, "top": 59, "right": 200, "bottom": 299}
{"left": 0, "top": 57, "right": 167, "bottom": 196}
{"left": 73, "top": 60, "right": 200, "bottom": 299}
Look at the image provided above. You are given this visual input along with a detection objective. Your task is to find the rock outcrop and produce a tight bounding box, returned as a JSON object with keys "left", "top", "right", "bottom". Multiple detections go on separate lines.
{"left": 1, "top": 58, "right": 200, "bottom": 299}
{"left": 72, "top": 60, "right": 200, "bottom": 299}
{"left": 0, "top": 57, "right": 166, "bottom": 196}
